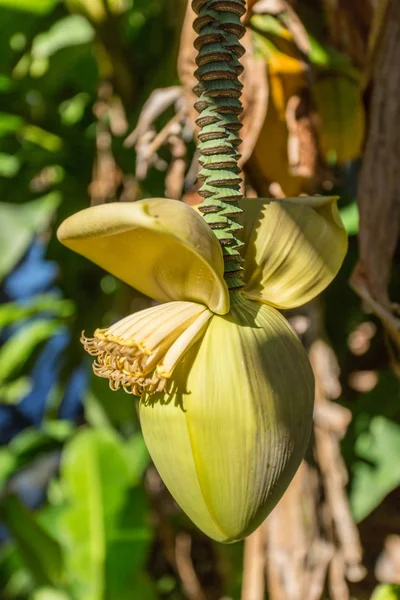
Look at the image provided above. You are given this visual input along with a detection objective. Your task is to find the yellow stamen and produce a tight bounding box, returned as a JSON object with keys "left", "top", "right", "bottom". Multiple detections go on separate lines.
{"left": 81, "top": 301, "right": 213, "bottom": 395}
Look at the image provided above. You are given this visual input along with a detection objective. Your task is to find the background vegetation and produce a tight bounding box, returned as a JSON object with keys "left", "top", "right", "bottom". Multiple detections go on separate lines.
{"left": 0, "top": 1, "right": 399, "bottom": 599}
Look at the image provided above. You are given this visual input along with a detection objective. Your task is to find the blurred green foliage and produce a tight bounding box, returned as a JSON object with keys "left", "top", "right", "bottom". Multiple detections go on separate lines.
{"left": 371, "top": 585, "right": 400, "bottom": 600}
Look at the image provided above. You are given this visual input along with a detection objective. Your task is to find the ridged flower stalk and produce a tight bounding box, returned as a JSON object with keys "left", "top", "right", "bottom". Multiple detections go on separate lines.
{"left": 193, "top": 0, "right": 246, "bottom": 290}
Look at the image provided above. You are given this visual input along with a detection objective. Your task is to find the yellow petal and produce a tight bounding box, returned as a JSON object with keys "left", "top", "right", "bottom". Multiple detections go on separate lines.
{"left": 240, "top": 196, "right": 348, "bottom": 309}
{"left": 57, "top": 199, "right": 229, "bottom": 314}
{"left": 139, "top": 294, "right": 314, "bottom": 542}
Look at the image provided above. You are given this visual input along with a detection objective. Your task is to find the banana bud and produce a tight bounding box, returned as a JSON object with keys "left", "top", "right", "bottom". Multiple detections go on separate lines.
{"left": 139, "top": 293, "right": 314, "bottom": 542}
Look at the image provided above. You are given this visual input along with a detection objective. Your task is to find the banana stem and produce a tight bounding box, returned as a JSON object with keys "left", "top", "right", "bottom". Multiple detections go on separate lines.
{"left": 192, "top": 0, "right": 246, "bottom": 290}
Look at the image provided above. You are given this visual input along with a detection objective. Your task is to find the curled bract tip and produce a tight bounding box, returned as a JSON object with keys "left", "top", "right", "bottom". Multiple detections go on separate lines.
{"left": 240, "top": 195, "right": 348, "bottom": 309}
{"left": 57, "top": 198, "right": 230, "bottom": 315}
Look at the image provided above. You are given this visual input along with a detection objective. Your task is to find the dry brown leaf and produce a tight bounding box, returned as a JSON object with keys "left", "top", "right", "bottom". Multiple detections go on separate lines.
{"left": 321, "top": 0, "right": 374, "bottom": 69}
{"left": 177, "top": 2, "right": 197, "bottom": 124}
{"left": 246, "top": 55, "right": 319, "bottom": 197}
{"left": 245, "top": 0, "right": 266, "bottom": 18}
{"left": 241, "top": 528, "right": 266, "bottom": 600}
{"left": 376, "top": 535, "right": 400, "bottom": 584}
{"left": 240, "top": 29, "right": 269, "bottom": 165}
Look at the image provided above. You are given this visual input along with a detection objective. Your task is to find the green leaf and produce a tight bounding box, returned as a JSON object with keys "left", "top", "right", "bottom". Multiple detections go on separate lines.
{"left": 0, "top": 0, "right": 58, "bottom": 13}
{"left": 32, "top": 15, "right": 95, "bottom": 59}
{"left": 59, "top": 93, "right": 90, "bottom": 125}
{"left": 0, "top": 113, "right": 24, "bottom": 136}
{"left": 0, "top": 542, "right": 33, "bottom": 599}
{"left": 10, "top": 422, "right": 74, "bottom": 457}
{"left": 0, "top": 294, "right": 74, "bottom": 330}
{"left": 31, "top": 589, "right": 71, "bottom": 600}
{"left": 60, "top": 429, "right": 152, "bottom": 600}
{"left": 84, "top": 371, "right": 137, "bottom": 430}
{"left": 0, "top": 153, "right": 20, "bottom": 176}
{"left": 340, "top": 202, "right": 359, "bottom": 236}
{"left": 0, "top": 193, "right": 61, "bottom": 282}
{"left": 0, "top": 319, "right": 60, "bottom": 383}
{"left": 105, "top": 487, "right": 154, "bottom": 600}
{"left": 5, "top": 422, "right": 74, "bottom": 479}
{"left": 371, "top": 584, "right": 400, "bottom": 600}
{"left": 1, "top": 495, "right": 64, "bottom": 587}
{"left": 307, "top": 33, "right": 360, "bottom": 78}
{"left": 0, "top": 376, "right": 32, "bottom": 405}
{"left": 0, "top": 448, "right": 17, "bottom": 487}
{"left": 250, "top": 14, "right": 288, "bottom": 39}
{"left": 84, "top": 392, "right": 114, "bottom": 429}
{"left": 350, "top": 417, "right": 400, "bottom": 522}
{"left": 21, "top": 125, "right": 62, "bottom": 152}
{"left": 125, "top": 433, "right": 151, "bottom": 485}
{"left": 0, "top": 75, "right": 12, "bottom": 91}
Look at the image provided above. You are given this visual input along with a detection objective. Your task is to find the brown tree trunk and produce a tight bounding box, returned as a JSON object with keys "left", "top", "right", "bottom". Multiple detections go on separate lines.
{"left": 351, "top": 0, "right": 400, "bottom": 364}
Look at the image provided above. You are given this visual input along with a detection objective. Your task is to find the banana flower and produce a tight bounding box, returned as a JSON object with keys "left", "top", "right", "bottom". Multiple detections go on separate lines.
{"left": 57, "top": 195, "right": 347, "bottom": 542}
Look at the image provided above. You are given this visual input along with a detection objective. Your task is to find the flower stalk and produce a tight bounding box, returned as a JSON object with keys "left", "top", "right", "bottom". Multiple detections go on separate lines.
{"left": 193, "top": 0, "right": 246, "bottom": 289}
